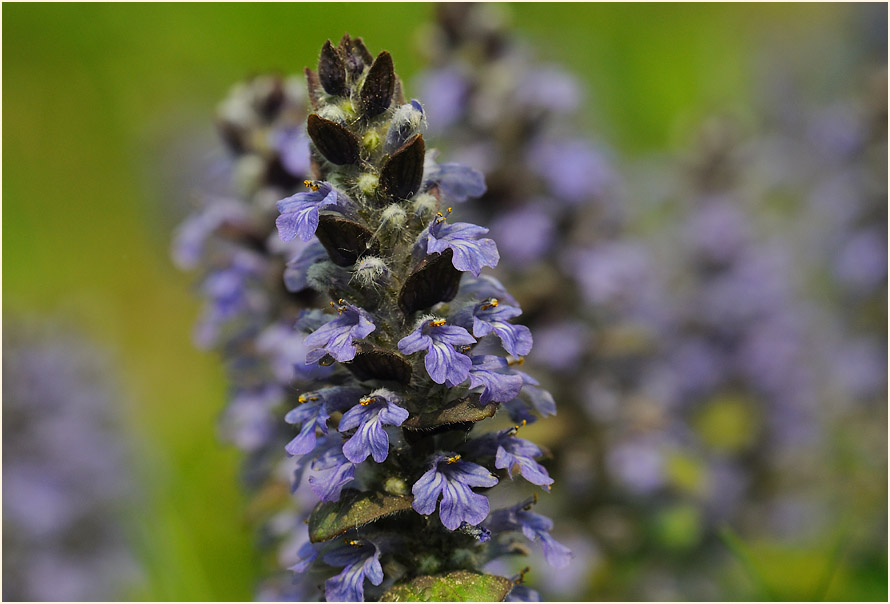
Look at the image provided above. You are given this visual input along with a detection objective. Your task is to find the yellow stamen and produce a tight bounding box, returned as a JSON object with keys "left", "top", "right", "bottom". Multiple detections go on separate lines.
{"left": 514, "top": 567, "right": 530, "bottom": 585}
{"left": 344, "top": 539, "right": 360, "bottom": 547}
{"left": 481, "top": 298, "right": 500, "bottom": 310}
{"left": 434, "top": 207, "right": 453, "bottom": 224}
{"left": 359, "top": 396, "right": 374, "bottom": 406}
{"left": 304, "top": 179, "right": 320, "bottom": 191}
{"left": 298, "top": 394, "right": 308, "bottom": 404}
{"left": 430, "top": 318, "right": 447, "bottom": 327}
{"left": 446, "top": 454, "right": 461, "bottom": 464}
{"left": 508, "top": 356, "right": 525, "bottom": 366}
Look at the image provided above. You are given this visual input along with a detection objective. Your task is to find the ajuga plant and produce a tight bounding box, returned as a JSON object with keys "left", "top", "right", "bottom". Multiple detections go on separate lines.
{"left": 266, "top": 36, "right": 570, "bottom": 602}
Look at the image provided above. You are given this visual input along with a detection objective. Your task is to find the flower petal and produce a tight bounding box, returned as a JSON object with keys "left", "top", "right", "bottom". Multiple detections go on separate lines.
{"left": 440, "top": 480, "right": 490, "bottom": 530}
{"left": 412, "top": 466, "right": 446, "bottom": 515}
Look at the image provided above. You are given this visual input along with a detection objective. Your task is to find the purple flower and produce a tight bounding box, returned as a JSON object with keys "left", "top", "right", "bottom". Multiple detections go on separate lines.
{"left": 458, "top": 355, "right": 524, "bottom": 404}
{"left": 468, "top": 298, "right": 532, "bottom": 357}
{"left": 685, "top": 197, "right": 752, "bottom": 265}
{"left": 834, "top": 227, "right": 887, "bottom": 293}
{"left": 284, "top": 240, "right": 328, "bottom": 293}
{"left": 172, "top": 198, "right": 249, "bottom": 270}
{"left": 412, "top": 454, "right": 498, "bottom": 530}
{"left": 495, "top": 436, "right": 552, "bottom": 488}
{"left": 469, "top": 428, "right": 553, "bottom": 487}
{"left": 489, "top": 500, "right": 572, "bottom": 568}
{"left": 273, "top": 127, "right": 311, "bottom": 177}
{"left": 503, "top": 369, "right": 557, "bottom": 423}
{"left": 256, "top": 322, "right": 333, "bottom": 382}
{"left": 417, "top": 67, "right": 469, "bottom": 133}
{"left": 427, "top": 219, "right": 499, "bottom": 277}
{"left": 398, "top": 319, "right": 476, "bottom": 384}
{"left": 515, "top": 67, "right": 581, "bottom": 114}
{"left": 276, "top": 181, "right": 347, "bottom": 242}
{"left": 528, "top": 138, "right": 613, "bottom": 205}
{"left": 193, "top": 252, "right": 267, "bottom": 348}
{"left": 338, "top": 389, "right": 409, "bottom": 463}
{"left": 530, "top": 321, "right": 587, "bottom": 372}
{"left": 288, "top": 539, "right": 318, "bottom": 574}
{"left": 507, "top": 584, "right": 542, "bottom": 602}
{"left": 306, "top": 436, "right": 355, "bottom": 503}
{"left": 607, "top": 439, "right": 665, "bottom": 495}
{"left": 460, "top": 275, "right": 519, "bottom": 307}
{"left": 284, "top": 387, "right": 361, "bottom": 456}
{"left": 220, "top": 386, "right": 282, "bottom": 452}
{"left": 284, "top": 393, "right": 330, "bottom": 456}
{"left": 489, "top": 204, "right": 555, "bottom": 266}
{"left": 423, "top": 159, "right": 487, "bottom": 203}
{"left": 322, "top": 540, "right": 384, "bottom": 602}
{"left": 568, "top": 242, "right": 652, "bottom": 308}
{"left": 305, "top": 303, "right": 376, "bottom": 363}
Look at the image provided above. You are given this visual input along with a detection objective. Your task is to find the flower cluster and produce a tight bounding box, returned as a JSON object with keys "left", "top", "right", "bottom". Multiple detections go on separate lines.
{"left": 261, "top": 36, "right": 568, "bottom": 601}
{"left": 3, "top": 321, "right": 142, "bottom": 601}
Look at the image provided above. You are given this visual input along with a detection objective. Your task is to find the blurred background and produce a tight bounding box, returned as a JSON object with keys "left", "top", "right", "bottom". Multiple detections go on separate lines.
{"left": 3, "top": 3, "right": 886, "bottom": 601}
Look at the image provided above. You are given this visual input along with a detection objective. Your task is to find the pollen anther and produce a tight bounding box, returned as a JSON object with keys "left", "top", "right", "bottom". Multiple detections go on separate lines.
{"left": 304, "top": 179, "right": 320, "bottom": 191}
{"left": 446, "top": 454, "right": 461, "bottom": 464}
{"left": 430, "top": 318, "right": 447, "bottom": 327}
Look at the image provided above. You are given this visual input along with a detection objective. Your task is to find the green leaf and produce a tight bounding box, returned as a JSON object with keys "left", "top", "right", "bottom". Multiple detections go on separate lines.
{"left": 403, "top": 395, "right": 498, "bottom": 430}
{"left": 380, "top": 571, "right": 513, "bottom": 602}
{"left": 308, "top": 489, "right": 413, "bottom": 543}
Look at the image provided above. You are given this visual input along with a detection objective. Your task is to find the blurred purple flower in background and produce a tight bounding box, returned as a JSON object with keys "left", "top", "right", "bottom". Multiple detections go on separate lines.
{"left": 3, "top": 321, "right": 143, "bottom": 601}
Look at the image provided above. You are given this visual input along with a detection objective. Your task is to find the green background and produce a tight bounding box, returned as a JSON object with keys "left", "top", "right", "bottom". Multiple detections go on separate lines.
{"left": 2, "top": 3, "right": 876, "bottom": 600}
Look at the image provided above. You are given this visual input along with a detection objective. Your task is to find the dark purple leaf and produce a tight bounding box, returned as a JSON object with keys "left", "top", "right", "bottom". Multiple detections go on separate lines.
{"left": 318, "top": 40, "right": 347, "bottom": 96}
{"left": 345, "top": 342, "right": 413, "bottom": 384}
{"left": 360, "top": 51, "right": 395, "bottom": 117}
{"left": 307, "top": 114, "right": 360, "bottom": 165}
{"left": 398, "top": 249, "right": 462, "bottom": 315}
{"left": 381, "top": 133, "right": 425, "bottom": 201}
{"left": 315, "top": 214, "right": 378, "bottom": 267}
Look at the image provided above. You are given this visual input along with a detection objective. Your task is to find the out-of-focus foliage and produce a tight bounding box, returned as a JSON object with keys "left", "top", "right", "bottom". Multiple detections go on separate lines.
{"left": 3, "top": 2, "right": 886, "bottom": 601}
